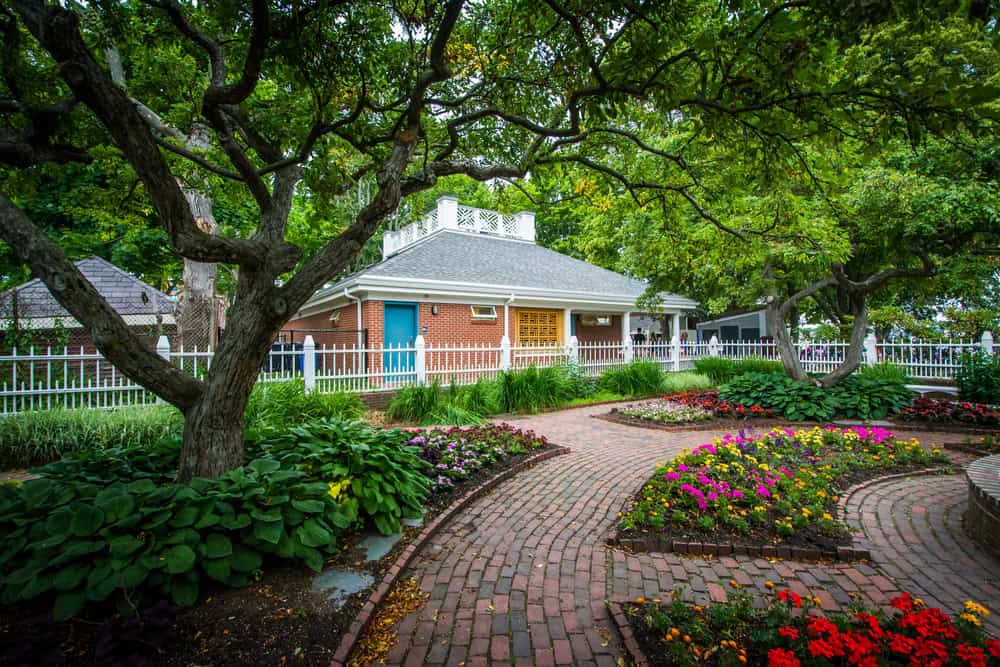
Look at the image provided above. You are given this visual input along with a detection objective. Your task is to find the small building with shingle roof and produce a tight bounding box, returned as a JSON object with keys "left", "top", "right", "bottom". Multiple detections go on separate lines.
{"left": 0, "top": 256, "right": 176, "bottom": 350}
{"left": 287, "top": 197, "right": 698, "bottom": 350}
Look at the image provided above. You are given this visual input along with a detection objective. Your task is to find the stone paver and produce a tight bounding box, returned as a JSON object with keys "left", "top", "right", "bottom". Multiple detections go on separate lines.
{"left": 379, "top": 408, "right": 998, "bottom": 665}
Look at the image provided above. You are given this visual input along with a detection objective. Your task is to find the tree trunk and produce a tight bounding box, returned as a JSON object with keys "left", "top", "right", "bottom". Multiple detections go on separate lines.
{"left": 177, "top": 191, "right": 220, "bottom": 350}
{"left": 766, "top": 300, "right": 811, "bottom": 382}
{"left": 176, "top": 268, "right": 282, "bottom": 481}
{"left": 818, "top": 295, "right": 868, "bottom": 387}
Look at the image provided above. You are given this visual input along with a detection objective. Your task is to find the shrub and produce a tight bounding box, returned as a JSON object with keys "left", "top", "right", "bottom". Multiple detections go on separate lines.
{"left": 385, "top": 380, "right": 445, "bottom": 423}
{"left": 456, "top": 378, "right": 500, "bottom": 417}
{"left": 660, "top": 371, "right": 714, "bottom": 394}
{"left": 830, "top": 375, "right": 914, "bottom": 420}
{"left": 719, "top": 372, "right": 837, "bottom": 421}
{"left": 0, "top": 406, "right": 183, "bottom": 469}
{"left": 859, "top": 360, "right": 909, "bottom": 383}
{"left": 496, "top": 364, "right": 580, "bottom": 413}
{"left": 693, "top": 357, "right": 784, "bottom": 384}
{"left": 244, "top": 379, "right": 364, "bottom": 430}
{"left": 600, "top": 361, "right": 664, "bottom": 397}
{"left": 248, "top": 418, "right": 429, "bottom": 535}
{"left": 0, "top": 453, "right": 357, "bottom": 620}
{"left": 956, "top": 351, "right": 1000, "bottom": 405}
{"left": 423, "top": 404, "right": 487, "bottom": 426}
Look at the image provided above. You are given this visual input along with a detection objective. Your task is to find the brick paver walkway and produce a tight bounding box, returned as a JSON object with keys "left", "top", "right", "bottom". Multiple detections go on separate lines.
{"left": 380, "top": 406, "right": 998, "bottom": 665}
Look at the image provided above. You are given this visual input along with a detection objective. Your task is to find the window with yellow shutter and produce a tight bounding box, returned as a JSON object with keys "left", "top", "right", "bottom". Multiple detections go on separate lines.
{"left": 516, "top": 309, "right": 562, "bottom": 346}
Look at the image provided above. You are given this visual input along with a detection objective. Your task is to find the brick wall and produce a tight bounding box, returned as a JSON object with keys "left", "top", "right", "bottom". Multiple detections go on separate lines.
{"left": 283, "top": 305, "right": 362, "bottom": 348}
{"left": 419, "top": 302, "right": 504, "bottom": 346}
{"left": 574, "top": 314, "right": 623, "bottom": 343}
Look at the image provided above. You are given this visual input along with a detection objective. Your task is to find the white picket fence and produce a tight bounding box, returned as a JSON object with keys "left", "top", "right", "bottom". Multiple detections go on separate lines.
{"left": 0, "top": 332, "right": 994, "bottom": 415}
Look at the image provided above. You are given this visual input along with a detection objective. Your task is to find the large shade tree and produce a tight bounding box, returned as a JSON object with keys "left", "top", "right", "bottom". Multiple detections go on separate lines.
{"left": 2, "top": 0, "right": 996, "bottom": 479}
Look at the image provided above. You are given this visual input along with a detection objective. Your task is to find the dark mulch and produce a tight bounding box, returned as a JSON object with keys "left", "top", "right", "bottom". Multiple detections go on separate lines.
{"left": 616, "top": 463, "right": 949, "bottom": 553}
{"left": 0, "top": 443, "right": 559, "bottom": 667}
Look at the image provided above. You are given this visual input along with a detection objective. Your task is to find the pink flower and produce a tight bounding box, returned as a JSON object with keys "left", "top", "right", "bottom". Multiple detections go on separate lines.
{"left": 664, "top": 472, "right": 681, "bottom": 480}
{"left": 677, "top": 464, "right": 688, "bottom": 472}
{"left": 756, "top": 486, "right": 771, "bottom": 498}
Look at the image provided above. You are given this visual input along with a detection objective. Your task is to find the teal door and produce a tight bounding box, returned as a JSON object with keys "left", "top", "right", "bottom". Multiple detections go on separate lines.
{"left": 384, "top": 302, "right": 418, "bottom": 381}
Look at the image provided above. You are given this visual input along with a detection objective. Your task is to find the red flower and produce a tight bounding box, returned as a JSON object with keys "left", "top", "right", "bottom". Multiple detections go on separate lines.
{"left": 887, "top": 631, "right": 915, "bottom": 655}
{"left": 956, "top": 644, "right": 987, "bottom": 667}
{"left": 890, "top": 593, "right": 914, "bottom": 612}
{"left": 806, "top": 616, "right": 839, "bottom": 637}
{"left": 778, "top": 590, "right": 803, "bottom": 608}
{"left": 986, "top": 640, "right": 1000, "bottom": 659}
{"left": 778, "top": 626, "right": 799, "bottom": 640}
{"left": 854, "top": 612, "right": 884, "bottom": 640}
{"left": 767, "top": 647, "right": 801, "bottom": 667}
{"left": 807, "top": 638, "right": 843, "bottom": 659}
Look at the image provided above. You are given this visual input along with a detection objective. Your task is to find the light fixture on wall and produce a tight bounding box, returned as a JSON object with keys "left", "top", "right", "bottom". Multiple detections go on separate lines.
{"left": 431, "top": 304, "right": 439, "bottom": 315}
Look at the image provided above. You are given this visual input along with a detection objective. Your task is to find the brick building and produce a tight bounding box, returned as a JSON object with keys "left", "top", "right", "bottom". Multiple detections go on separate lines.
{"left": 287, "top": 198, "right": 697, "bottom": 355}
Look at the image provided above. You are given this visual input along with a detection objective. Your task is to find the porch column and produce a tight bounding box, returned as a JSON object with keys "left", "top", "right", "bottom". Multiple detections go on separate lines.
{"left": 563, "top": 308, "right": 573, "bottom": 345}
{"left": 622, "top": 311, "right": 633, "bottom": 363}
{"left": 673, "top": 312, "right": 681, "bottom": 341}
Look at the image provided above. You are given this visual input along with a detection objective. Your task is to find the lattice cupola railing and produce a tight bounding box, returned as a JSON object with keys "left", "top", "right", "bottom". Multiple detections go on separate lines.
{"left": 383, "top": 196, "right": 536, "bottom": 258}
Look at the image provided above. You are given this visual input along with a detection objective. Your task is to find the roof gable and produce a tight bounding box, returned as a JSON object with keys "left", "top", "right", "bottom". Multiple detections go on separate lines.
{"left": 0, "top": 257, "right": 176, "bottom": 320}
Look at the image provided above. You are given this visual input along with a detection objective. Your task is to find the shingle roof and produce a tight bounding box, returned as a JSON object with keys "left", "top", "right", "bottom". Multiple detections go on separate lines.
{"left": 0, "top": 257, "right": 176, "bottom": 320}
{"left": 320, "top": 230, "right": 694, "bottom": 305}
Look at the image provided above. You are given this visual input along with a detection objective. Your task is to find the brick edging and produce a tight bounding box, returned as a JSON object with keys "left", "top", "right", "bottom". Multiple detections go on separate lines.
{"left": 329, "top": 445, "right": 572, "bottom": 667}
{"left": 607, "top": 600, "right": 649, "bottom": 667}
{"left": 595, "top": 411, "right": 1000, "bottom": 437}
{"left": 608, "top": 467, "right": 949, "bottom": 563}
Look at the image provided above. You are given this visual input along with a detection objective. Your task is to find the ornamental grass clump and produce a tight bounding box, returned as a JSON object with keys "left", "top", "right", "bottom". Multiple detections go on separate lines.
{"left": 620, "top": 426, "right": 947, "bottom": 543}
{"left": 626, "top": 589, "right": 1000, "bottom": 667}
{"left": 618, "top": 399, "right": 714, "bottom": 424}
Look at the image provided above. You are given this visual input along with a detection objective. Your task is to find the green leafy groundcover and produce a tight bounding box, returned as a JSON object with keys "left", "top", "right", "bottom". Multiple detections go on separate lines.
{"left": 0, "top": 419, "right": 549, "bottom": 621}
{"left": 0, "top": 418, "right": 427, "bottom": 620}
{"left": 624, "top": 589, "right": 1000, "bottom": 666}
{"left": 619, "top": 426, "right": 946, "bottom": 545}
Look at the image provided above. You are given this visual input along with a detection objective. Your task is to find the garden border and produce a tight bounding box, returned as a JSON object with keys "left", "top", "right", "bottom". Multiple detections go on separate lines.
{"left": 595, "top": 411, "right": 1000, "bottom": 436}
{"left": 608, "top": 467, "right": 950, "bottom": 563}
{"left": 608, "top": 600, "right": 650, "bottom": 667}
{"left": 329, "top": 444, "right": 572, "bottom": 667}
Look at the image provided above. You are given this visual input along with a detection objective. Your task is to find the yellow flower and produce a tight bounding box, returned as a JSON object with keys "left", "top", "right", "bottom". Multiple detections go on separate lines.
{"left": 960, "top": 613, "right": 982, "bottom": 626}
{"left": 822, "top": 513, "right": 833, "bottom": 521}
{"left": 965, "top": 601, "right": 990, "bottom": 616}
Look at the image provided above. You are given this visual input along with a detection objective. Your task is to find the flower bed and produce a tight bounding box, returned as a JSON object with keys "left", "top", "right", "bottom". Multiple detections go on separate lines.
{"left": 408, "top": 423, "right": 548, "bottom": 491}
{"left": 664, "top": 390, "right": 776, "bottom": 420}
{"left": 618, "top": 426, "right": 948, "bottom": 551}
{"left": 622, "top": 589, "right": 1000, "bottom": 667}
{"left": 898, "top": 397, "right": 1000, "bottom": 428}
{"left": 616, "top": 399, "right": 715, "bottom": 424}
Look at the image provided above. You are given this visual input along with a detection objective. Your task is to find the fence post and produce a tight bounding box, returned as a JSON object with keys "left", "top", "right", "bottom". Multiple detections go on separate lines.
{"left": 415, "top": 335, "right": 427, "bottom": 384}
{"left": 500, "top": 335, "right": 511, "bottom": 371}
{"left": 864, "top": 333, "right": 878, "bottom": 365}
{"left": 708, "top": 335, "right": 720, "bottom": 357}
{"left": 623, "top": 338, "right": 634, "bottom": 364}
{"left": 303, "top": 335, "right": 316, "bottom": 393}
{"left": 567, "top": 335, "right": 579, "bottom": 366}
{"left": 155, "top": 335, "right": 170, "bottom": 404}
{"left": 671, "top": 333, "right": 681, "bottom": 372}
{"left": 982, "top": 331, "right": 994, "bottom": 356}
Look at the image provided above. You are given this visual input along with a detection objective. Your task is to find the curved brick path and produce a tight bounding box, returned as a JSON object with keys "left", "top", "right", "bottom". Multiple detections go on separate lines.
{"left": 380, "top": 406, "right": 998, "bottom": 666}
{"left": 846, "top": 472, "right": 1000, "bottom": 636}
